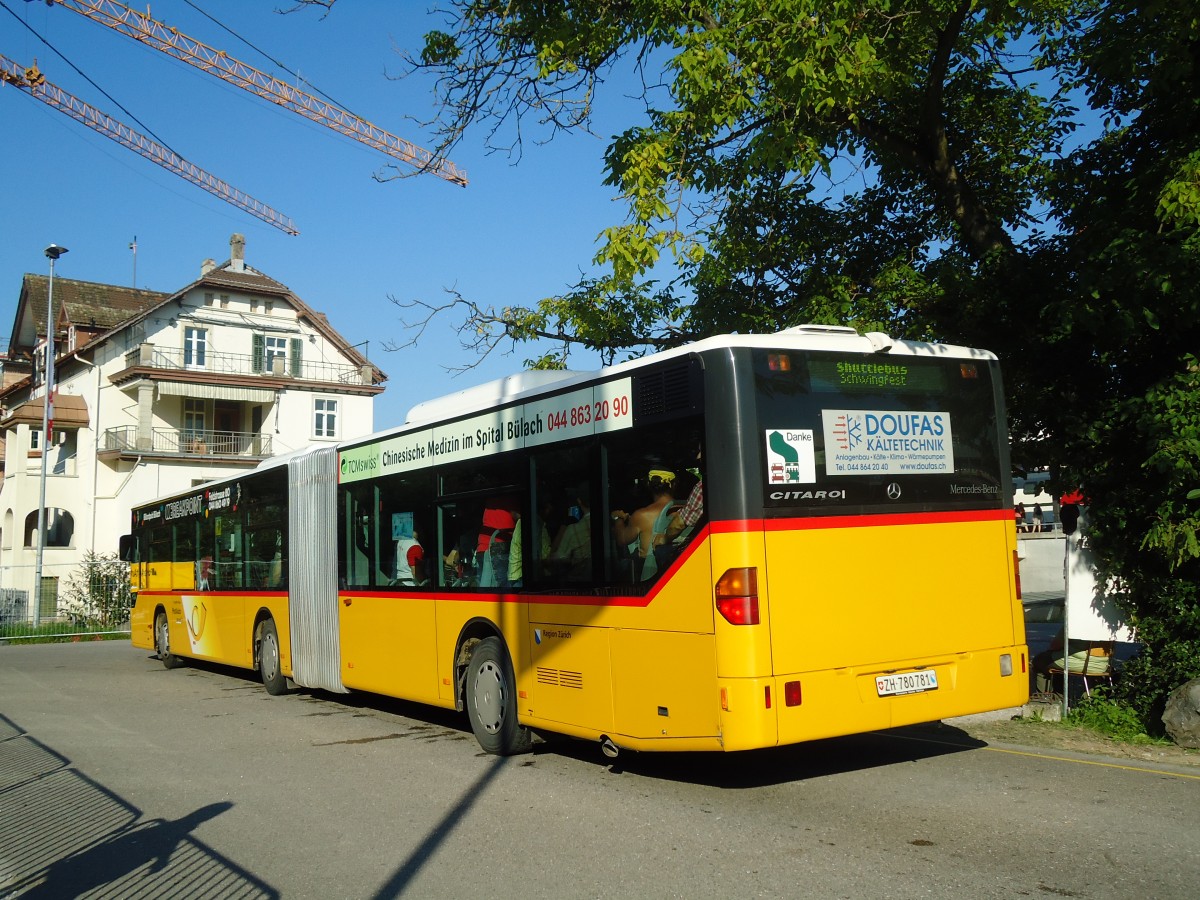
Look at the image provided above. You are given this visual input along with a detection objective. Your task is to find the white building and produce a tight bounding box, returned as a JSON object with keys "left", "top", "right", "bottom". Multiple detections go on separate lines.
{"left": 0, "top": 235, "right": 385, "bottom": 617}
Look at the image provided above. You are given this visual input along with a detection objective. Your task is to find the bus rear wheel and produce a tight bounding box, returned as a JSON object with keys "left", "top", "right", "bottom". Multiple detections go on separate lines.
{"left": 155, "top": 611, "right": 184, "bottom": 670}
{"left": 465, "top": 636, "right": 531, "bottom": 756}
{"left": 257, "top": 618, "right": 287, "bottom": 695}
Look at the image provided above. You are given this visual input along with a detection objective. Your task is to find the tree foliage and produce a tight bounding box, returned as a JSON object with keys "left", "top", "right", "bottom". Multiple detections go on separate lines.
{"left": 303, "top": 1, "right": 1200, "bottom": 727}
{"left": 396, "top": 0, "right": 1085, "bottom": 360}
{"left": 60, "top": 552, "right": 133, "bottom": 630}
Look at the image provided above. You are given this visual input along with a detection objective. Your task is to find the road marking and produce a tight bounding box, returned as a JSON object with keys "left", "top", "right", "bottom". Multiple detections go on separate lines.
{"left": 878, "top": 731, "right": 1200, "bottom": 781}
{"left": 978, "top": 745, "right": 1200, "bottom": 780}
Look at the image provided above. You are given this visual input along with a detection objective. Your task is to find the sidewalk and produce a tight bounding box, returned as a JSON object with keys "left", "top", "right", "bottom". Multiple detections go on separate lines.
{"left": 947, "top": 696, "right": 1063, "bottom": 727}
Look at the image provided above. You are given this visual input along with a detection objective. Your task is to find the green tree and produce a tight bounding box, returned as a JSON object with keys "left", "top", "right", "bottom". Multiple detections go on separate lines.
{"left": 301, "top": 0, "right": 1200, "bottom": 727}
{"left": 400, "top": 0, "right": 1075, "bottom": 363}
{"left": 1029, "top": 0, "right": 1200, "bottom": 724}
{"left": 60, "top": 552, "right": 133, "bottom": 630}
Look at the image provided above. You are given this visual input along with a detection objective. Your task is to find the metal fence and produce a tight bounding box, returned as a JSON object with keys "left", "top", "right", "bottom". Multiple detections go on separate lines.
{"left": 0, "top": 562, "right": 132, "bottom": 643}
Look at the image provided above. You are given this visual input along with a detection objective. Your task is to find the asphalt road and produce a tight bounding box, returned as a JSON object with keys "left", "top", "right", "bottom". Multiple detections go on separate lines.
{"left": 2, "top": 641, "right": 1198, "bottom": 899}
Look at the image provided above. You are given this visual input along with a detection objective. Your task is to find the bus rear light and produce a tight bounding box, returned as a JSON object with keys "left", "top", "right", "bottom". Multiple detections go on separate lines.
{"left": 715, "top": 568, "right": 759, "bottom": 625}
{"left": 1000, "top": 654, "right": 1013, "bottom": 677}
{"left": 784, "top": 681, "right": 802, "bottom": 707}
{"left": 720, "top": 687, "right": 729, "bottom": 712}
{"left": 1013, "top": 550, "right": 1022, "bottom": 600}
{"left": 764, "top": 685, "right": 772, "bottom": 709}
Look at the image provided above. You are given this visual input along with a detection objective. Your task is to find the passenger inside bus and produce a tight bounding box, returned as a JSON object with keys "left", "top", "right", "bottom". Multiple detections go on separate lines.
{"left": 392, "top": 514, "right": 426, "bottom": 586}
{"left": 196, "top": 538, "right": 214, "bottom": 591}
{"left": 509, "top": 496, "right": 553, "bottom": 588}
{"left": 250, "top": 529, "right": 281, "bottom": 589}
{"left": 477, "top": 504, "right": 517, "bottom": 588}
{"left": 549, "top": 484, "right": 592, "bottom": 580}
{"left": 612, "top": 468, "right": 677, "bottom": 581}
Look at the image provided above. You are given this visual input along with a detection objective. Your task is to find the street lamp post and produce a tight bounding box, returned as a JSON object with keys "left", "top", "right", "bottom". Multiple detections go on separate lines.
{"left": 33, "top": 244, "right": 67, "bottom": 628}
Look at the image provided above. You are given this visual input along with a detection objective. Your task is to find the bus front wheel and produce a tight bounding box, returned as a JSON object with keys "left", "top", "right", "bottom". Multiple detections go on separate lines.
{"left": 155, "top": 611, "right": 184, "bottom": 670}
{"left": 257, "top": 618, "right": 287, "bottom": 695}
{"left": 465, "top": 636, "right": 531, "bottom": 756}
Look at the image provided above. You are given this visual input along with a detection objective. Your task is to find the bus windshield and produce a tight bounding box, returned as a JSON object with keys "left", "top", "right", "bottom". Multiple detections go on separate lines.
{"left": 755, "top": 349, "right": 1006, "bottom": 515}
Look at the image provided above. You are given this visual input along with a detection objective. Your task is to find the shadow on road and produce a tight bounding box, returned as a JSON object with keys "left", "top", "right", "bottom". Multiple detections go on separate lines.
{"left": 532, "top": 721, "right": 986, "bottom": 788}
{"left": 0, "top": 713, "right": 277, "bottom": 899}
{"left": 183, "top": 652, "right": 989, "bottom": 791}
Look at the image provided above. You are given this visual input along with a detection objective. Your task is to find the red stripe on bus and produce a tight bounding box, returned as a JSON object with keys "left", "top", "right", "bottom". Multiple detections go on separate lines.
{"left": 711, "top": 507, "right": 1012, "bottom": 533}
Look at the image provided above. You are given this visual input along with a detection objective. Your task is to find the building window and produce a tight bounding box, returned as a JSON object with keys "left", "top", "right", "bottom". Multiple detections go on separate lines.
{"left": 314, "top": 398, "right": 338, "bottom": 438}
{"left": 184, "top": 398, "right": 207, "bottom": 448}
{"left": 184, "top": 327, "right": 207, "bottom": 368}
{"left": 29, "top": 428, "right": 41, "bottom": 451}
{"left": 265, "top": 336, "right": 287, "bottom": 373}
{"left": 253, "top": 334, "right": 302, "bottom": 376}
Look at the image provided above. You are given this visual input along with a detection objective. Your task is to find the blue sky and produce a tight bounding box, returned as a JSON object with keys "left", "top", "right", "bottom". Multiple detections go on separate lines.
{"left": 0, "top": 1, "right": 635, "bottom": 428}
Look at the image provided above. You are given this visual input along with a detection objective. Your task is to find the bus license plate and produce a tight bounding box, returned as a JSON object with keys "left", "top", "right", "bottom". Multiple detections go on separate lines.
{"left": 876, "top": 671, "right": 938, "bottom": 697}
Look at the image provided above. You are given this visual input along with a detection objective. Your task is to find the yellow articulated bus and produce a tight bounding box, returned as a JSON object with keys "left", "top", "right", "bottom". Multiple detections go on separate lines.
{"left": 126, "top": 325, "right": 1028, "bottom": 756}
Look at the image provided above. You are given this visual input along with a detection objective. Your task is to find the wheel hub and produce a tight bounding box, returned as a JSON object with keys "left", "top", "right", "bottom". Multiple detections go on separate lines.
{"left": 474, "top": 660, "right": 505, "bottom": 734}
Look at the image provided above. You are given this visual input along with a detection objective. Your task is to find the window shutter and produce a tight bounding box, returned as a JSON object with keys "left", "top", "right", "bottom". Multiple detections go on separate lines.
{"left": 252, "top": 333, "right": 265, "bottom": 373}
{"left": 290, "top": 338, "right": 303, "bottom": 377}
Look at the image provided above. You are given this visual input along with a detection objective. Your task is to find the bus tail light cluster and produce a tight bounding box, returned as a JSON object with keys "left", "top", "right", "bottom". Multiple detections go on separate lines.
{"left": 715, "top": 567, "right": 759, "bottom": 625}
{"left": 1013, "top": 550, "right": 1022, "bottom": 600}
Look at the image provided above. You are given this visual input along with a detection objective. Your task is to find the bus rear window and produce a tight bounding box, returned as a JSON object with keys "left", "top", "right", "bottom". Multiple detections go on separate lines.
{"left": 754, "top": 350, "right": 1005, "bottom": 514}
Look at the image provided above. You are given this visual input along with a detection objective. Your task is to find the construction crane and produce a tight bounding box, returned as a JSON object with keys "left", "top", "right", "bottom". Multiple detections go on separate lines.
{"left": 41, "top": 0, "right": 469, "bottom": 186}
{"left": 1, "top": 54, "right": 299, "bottom": 234}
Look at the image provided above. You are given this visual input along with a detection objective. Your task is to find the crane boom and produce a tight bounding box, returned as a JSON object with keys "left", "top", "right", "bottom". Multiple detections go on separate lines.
{"left": 1, "top": 55, "right": 299, "bottom": 235}
{"left": 44, "top": 0, "right": 469, "bottom": 186}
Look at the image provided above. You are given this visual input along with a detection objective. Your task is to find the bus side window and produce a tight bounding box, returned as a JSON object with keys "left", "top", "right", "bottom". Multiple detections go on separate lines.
{"left": 601, "top": 418, "right": 705, "bottom": 587}
{"left": 173, "top": 522, "right": 196, "bottom": 591}
{"left": 147, "top": 524, "right": 171, "bottom": 590}
{"left": 530, "top": 446, "right": 594, "bottom": 589}
{"left": 343, "top": 485, "right": 377, "bottom": 589}
{"left": 213, "top": 516, "right": 244, "bottom": 589}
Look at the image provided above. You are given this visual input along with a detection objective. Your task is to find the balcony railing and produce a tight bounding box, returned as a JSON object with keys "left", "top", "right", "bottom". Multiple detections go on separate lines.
{"left": 124, "top": 344, "right": 370, "bottom": 384}
{"left": 102, "top": 426, "right": 273, "bottom": 458}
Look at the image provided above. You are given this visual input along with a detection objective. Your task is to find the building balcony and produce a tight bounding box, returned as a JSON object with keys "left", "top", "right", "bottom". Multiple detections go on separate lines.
{"left": 99, "top": 426, "right": 272, "bottom": 465}
{"left": 121, "top": 344, "right": 372, "bottom": 385}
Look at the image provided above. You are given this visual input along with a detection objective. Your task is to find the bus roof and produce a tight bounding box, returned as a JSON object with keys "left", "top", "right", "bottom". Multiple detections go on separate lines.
{"left": 397, "top": 325, "right": 996, "bottom": 432}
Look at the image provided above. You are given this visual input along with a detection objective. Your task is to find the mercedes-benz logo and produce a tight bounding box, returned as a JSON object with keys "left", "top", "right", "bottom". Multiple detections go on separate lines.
{"left": 886, "top": 483, "right": 902, "bottom": 500}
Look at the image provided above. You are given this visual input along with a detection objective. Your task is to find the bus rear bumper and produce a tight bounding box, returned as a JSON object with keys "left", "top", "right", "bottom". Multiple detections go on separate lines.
{"left": 769, "top": 646, "right": 1030, "bottom": 746}
{"left": 716, "top": 646, "right": 1029, "bottom": 750}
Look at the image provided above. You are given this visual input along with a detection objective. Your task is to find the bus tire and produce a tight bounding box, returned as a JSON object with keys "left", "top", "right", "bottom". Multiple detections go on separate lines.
{"left": 465, "top": 636, "right": 531, "bottom": 755}
{"left": 257, "top": 618, "right": 287, "bottom": 696}
{"left": 155, "top": 610, "right": 185, "bottom": 670}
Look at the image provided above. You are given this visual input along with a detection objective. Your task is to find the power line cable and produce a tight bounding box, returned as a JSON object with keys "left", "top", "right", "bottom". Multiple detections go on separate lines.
{"left": 182, "top": 0, "right": 363, "bottom": 118}
{"left": 0, "top": 0, "right": 180, "bottom": 153}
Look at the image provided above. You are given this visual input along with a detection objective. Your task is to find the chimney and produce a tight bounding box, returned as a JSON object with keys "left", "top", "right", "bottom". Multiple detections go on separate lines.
{"left": 201, "top": 258, "right": 216, "bottom": 276}
{"left": 230, "top": 233, "right": 246, "bottom": 273}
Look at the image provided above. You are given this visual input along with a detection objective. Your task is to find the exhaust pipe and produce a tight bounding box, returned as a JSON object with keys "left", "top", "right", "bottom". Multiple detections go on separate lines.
{"left": 600, "top": 736, "right": 619, "bottom": 759}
